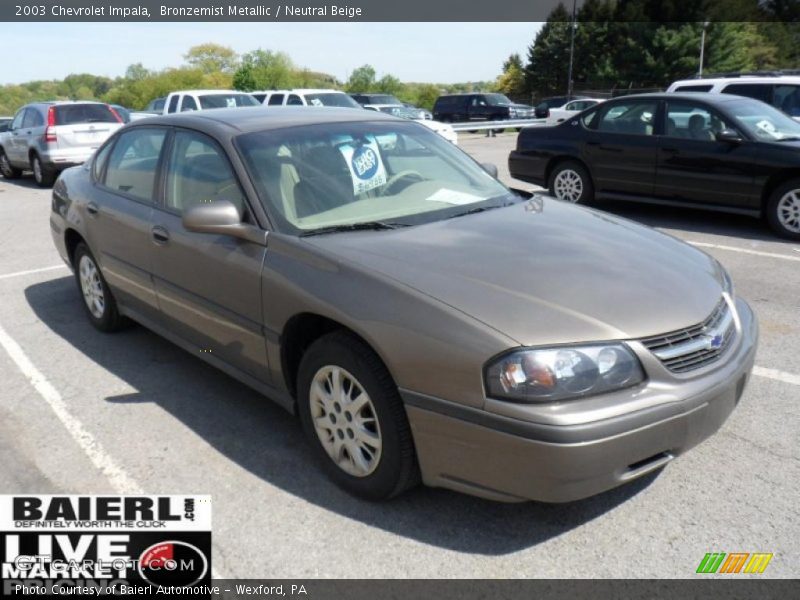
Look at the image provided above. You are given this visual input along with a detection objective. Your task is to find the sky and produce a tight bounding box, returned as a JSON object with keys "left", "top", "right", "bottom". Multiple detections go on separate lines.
{"left": 1, "top": 22, "right": 543, "bottom": 85}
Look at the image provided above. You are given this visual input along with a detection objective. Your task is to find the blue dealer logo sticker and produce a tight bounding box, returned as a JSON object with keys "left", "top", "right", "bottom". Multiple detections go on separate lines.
{"left": 351, "top": 146, "right": 379, "bottom": 180}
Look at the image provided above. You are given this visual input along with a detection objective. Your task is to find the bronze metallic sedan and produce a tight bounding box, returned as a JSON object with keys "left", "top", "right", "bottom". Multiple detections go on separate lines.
{"left": 50, "top": 107, "right": 758, "bottom": 502}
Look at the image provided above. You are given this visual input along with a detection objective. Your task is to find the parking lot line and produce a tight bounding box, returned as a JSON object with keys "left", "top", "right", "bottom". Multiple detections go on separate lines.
{"left": 688, "top": 241, "right": 800, "bottom": 262}
{"left": 753, "top": 366, "right": 800, "bottom": 386}
{"left": 0, "top": 265, "right": 67, "bottom": 280}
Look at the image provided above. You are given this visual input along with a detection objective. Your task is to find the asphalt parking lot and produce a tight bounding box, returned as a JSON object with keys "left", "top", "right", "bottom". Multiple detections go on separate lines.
{"left": 0, "top": 133, "right": 798, "bottom": 578}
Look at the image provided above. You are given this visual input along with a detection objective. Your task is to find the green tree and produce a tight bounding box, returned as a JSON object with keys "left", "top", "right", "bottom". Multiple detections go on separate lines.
{"left": 496, "top": 53, "right": 526, "bottom": 99}
{"left": 375, "top": 74, "right": 403, "bottom": 95}
{"left": 184, "top": 43, "right": 239, "bottom": 74}
{"left": 232, "top": 50, "right": 294, "bottom": 91}
{"left": 524, "top": 4, "right": 572, "bottom": 98}
{"left": 345, "top": 65, "right": 377, "bottom": 93}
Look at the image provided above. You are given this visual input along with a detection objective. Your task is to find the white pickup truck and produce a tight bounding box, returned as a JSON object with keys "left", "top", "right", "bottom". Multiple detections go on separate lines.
{"left": 161, "top": 90, "right": 261, "bottom": 114}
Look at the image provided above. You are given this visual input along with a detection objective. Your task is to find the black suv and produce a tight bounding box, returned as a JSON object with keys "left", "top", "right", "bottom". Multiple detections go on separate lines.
{"left": 433, "top": 93, "right": 534, "bottom": 123}
{"left": 509, "top": 92, "right": 800, "bottom": 239}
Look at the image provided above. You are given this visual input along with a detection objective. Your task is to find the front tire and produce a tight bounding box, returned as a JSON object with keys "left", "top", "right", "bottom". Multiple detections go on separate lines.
{"left": 31, "top": 154, "right": 56, "bottom": 187}
{"left": 766, "top": 180, "right": 800, "bottom": 240}
{"left": 0, "top": 149, "right": 22, "bottom": 179}
{"left": 297, "top": 331, "right": 419, "bottom": 500}
{"left": 548, "top": 160, "right": 594, "bottom": 204}
{"left": 73, "top": 243, "right": 126, "bottom": 332}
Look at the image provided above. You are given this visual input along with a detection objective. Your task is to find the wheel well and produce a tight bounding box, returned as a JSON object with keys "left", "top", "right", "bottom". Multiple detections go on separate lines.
{"left": 761, "top": 170, "right": 800, "bottom": 210}
{"left": 280, "top": 313, "right": 374, "bottom": 400}
{"left": 545, "top": 156, "right": 592, "bottom": 189}
{"left": 64, "top": 229, "right": 85, "bottom": 267}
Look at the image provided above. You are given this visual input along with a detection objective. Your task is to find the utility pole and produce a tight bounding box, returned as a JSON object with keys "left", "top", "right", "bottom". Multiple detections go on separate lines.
{"left": 698, "top": 21, "right": 710, "bottom": 77}
{"left": 566, "top": 0, "right": 577, "bottom": 99}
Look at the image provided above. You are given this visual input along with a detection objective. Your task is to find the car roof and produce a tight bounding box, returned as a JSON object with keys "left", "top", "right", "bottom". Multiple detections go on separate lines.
{"left": 171, "top": 89, "right": 254, "bottom": 95}
{"left": 606, "top": 92, "right": 757, "bottom": 106}
{"left": 671, "top": 76, "right": 800, "bottom": 86}
{"left": 129, "top": 106, "right": 398, "bottom": 136}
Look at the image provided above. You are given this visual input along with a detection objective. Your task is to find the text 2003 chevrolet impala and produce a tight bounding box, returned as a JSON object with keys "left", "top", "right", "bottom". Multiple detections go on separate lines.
{"left": 50, "top": 108, "right": 758, "bottom": 502}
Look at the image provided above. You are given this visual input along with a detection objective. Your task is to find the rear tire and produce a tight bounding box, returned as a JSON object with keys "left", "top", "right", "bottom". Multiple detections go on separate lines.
{"left": 766, "top": 179, "right": 800, "bottom": 240}
{"left": 297, "top": 331, "right": 419, "bottom": 501}
{"left": 0, "top": 149, "right": 22, "bottom": 179}
{"left": 73, "top": 243, "right": 126, "bottom": 332}
{"left": 31, "top": 154, "right": 56, "bottom": 187}
{"left": 548, "top": 160, "right": 594, "bottom": 205}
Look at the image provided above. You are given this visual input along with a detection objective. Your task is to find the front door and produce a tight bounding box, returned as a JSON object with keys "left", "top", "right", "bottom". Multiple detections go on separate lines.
{"left": 150, "top": 129, "right": 269, "bottom": 380}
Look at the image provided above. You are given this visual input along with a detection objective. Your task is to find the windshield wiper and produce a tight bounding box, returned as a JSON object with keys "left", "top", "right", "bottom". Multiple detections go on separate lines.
{"left": 446, "top": 202, "right": 514, "bottom": 220}
{"left": 776, "top": 136, "right": 800, "bottom": 141}
{"left": 300, "top": 221, "right": 407, "bottom": 237}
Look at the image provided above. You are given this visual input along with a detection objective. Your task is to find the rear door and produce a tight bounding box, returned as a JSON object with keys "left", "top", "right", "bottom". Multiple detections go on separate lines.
{"left": 150, "top": 129, "right": 268, "bottom": 379}
{"left": 89, "top": 126, "right": 168, "bottom": 319}
{"left": 583, "top": 98, "right": 660, "bottom": 196}
{"left": 5, "top": 109, "right": 28, "bottom": 164}
{"left": 655, "top": 99, "right": 756, "bottom": 208}
{"left": 52, "top": 104, "right": 121, "bottom": 154}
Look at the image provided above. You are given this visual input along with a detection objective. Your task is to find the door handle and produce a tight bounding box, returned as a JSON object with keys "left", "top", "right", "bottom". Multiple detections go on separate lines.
{"left": 86, "top": 202, "right": 99, "bottom": 216}
{"left": 151, "top": 225, "right": 170, "bottom": 244}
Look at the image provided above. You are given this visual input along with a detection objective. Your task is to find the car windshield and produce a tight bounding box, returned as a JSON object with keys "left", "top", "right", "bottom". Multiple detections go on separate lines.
{"left": 727, "top": 99, "right": 800, "bottom": 140}
{"left": 198, "top": 94, "right": 260, "bottom": 109}
{"left": 237, "top": 121, "right": 515, "bottom": 234}
{"left": 305, "top": 93, "right": 361, "bottom": 108}
{"left": 486, "top": 94, "right": 513, "bottom": 106}
{"left": 367, "top": 95, "right": 402, "bottom": 105}
{"left": 378, "top": 106, "right": 419, "bottom": 119}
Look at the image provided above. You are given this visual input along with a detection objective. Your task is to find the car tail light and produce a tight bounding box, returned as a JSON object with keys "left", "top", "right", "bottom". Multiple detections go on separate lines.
{"left": 108, "top": 105, "right": 123, "bottom": 123}
{"left": 44, "top": 107, "right": 56, "bottom": 143}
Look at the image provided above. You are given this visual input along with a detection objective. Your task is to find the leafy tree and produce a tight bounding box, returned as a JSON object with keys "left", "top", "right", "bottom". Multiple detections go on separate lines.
{"left": 375, "top": 74, "right": 403, "bottom": 96}
{"left": 345, "top": 65, "right": 377, "bottom": 93}
{"left": 184, "top": 43, "right": 239, "bottom": 74}
{"left": 495, "top": 53, "right": 526, "bottom": 99}
{"left": 524, "top": 4, "right": 572, "bottom": 98}
{"left": 232, "top": 50, "right": 294, "bottom": 91}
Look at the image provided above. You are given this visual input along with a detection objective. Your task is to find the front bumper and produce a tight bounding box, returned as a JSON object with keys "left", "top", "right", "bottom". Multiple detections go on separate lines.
{"left": 403, "top": 298, "right": 758, "bottom": 503}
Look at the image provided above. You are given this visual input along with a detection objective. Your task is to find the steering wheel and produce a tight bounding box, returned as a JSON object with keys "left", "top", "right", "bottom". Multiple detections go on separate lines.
{"left": 381, "top": 170, "right": 425, "bottom": 196}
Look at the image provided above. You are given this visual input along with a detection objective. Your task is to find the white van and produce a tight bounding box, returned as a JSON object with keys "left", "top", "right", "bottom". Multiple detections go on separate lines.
{"left": 251, "top": 89, "right": 361, "bottom": 109}
{"left": 667, "top": 75, "right": 800, "bottom": 121}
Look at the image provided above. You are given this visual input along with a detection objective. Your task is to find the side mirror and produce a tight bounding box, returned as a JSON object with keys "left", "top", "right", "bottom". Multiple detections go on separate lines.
{"left": 182, "top": 200, "right": 266, "bottom": 245}
{"left": 481, "top": 162, "right": 499, "bottom": 178}
{"left": 715, "top": 129, "right": 743, "bottom": 144}
{"left": 535, "top": 103, "right": 549, "bottom": 119}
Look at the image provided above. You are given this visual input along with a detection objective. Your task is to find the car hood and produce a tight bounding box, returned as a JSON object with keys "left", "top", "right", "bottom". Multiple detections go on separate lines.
{"left": 304, "top": 198, "right": 724, "bottom": 346}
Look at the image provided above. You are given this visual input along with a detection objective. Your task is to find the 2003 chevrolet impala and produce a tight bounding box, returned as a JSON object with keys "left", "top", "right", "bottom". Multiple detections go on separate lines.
{"left": 50, "top": 107, "right": 758, "bottom": 502}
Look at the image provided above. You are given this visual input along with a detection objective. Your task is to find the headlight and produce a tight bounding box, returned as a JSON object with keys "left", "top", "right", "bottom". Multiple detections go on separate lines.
{"left": 485, "top": 344, "right": 645, "bottom": 402}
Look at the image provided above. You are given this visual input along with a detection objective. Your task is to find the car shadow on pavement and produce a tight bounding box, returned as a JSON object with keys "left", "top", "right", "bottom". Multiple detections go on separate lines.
{"left": 25, "top": 276, "right": 658, "bottom": 555}
{"left": 0, "top": 175, "right": 40, "bottom": 190}
{"left": 596, "top": 200, "right": 793, "bottom": 245}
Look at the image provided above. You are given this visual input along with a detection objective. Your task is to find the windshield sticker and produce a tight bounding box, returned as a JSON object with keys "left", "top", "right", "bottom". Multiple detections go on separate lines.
{"left": 310, "top": 98, "right": 323, "bottom": 106}
{"left": 756, "top": 119, "right": 778, "bottom": 137}
{"left": 426, "top": 189, "right": 484, "bottom": 205}
{"left": 338, "top": 137, "right": 387, "bottom": 194}
{"left": 226, "top": 97, "right": 237, "bottom": 108}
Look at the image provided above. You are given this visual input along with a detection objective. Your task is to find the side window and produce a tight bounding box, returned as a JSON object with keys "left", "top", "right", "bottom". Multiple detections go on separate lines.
{"left": 252, "top": 94, "right": 266, "bottom": 103}
{"left": 22, "top": 108, "right": 40, "bottom": 128}
{"left": 103, "top": 128, "right": 167, "bottom": 202}
{"left": 722, "top": 83, "right": 771, "bottom": 104}
{"left": 665, "top": 101, "right": 734, "bottom": 141}
{"left": 674, "top": 85, "right": 713, "bottom": 93}
{"left": 596, "top": 101, "right": 657, "bottom": 135}
{"left": 92, "top": 141, "right": 113, "bottom": 181}
{"left": 167, "top": 95, "right": 180, "bottom": 114}
{"left": 268, "top": 94, "right": 285, "bottom": 106}
{"left": 286, "top": 95, "right": 303, "bottom": 106}
{"left": 774, "top": 85, "right": 800, "bottom": 117}
{"left": 10, "top": 109, "right": 26, "bottom": 130}
{"left": 181, "top": 95, "right": 198, "bottom": 112}
{"left": 164, "top": 131, "right": 246, "bottom": 216}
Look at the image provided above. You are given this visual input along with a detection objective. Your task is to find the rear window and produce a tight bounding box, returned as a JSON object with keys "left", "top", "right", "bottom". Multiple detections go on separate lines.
{"left": 53, "top": 104, "right": 118, "bottom": 125}
{"left": 198, "top": 94, "right": 259, "bottom": 109}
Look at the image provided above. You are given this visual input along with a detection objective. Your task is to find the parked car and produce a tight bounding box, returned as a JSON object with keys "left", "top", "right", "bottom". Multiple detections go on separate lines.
{"left": 109, "top": 104, "right": 154, "bottom": 123}
{"left": 668, "top": 75, "right": 800, "bottom": 120}
{"left": 0, "top": 117, "right": 11, "bottom": 133}
{"left": 145, "top": 97, "right": 166, "bottom": 113}
{"left": 363, "top": 104, "right": 458, "bottom": 144}
{"left": 509, "top": 92, "right": 800, "bottom": 239}
{"left": 534, "top": 95, "right": 590, "bottom": 119}
{"left": 252, "top": 89, "right": 361, "bottom": 108}
{"left": 0, "top": 101, "right": 123, "bottom": 187}
{"left": 162, "top": 90, "right": 260, "bottom": 114}
{"left": 544, "top": 98, "right": 605, "bottom": 125}
{"left": 433, "top": 93, "right": 535, "bottom": 124}
{"left": 50, "top": 107, "right": 756, "bottom": 503}
{"left": 351, "top": 94, "right": 432, "bottom": 119}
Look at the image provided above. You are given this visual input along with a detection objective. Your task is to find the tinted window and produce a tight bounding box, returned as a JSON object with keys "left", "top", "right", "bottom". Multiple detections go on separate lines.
{"left": 54, "top": 104, "right": 118, "bottom": 125}
{"left": 198, "top": 93, "right": 259, "bottom": 109}
{"left": 149, "top": 98, "right": 166, "bottom": 111}
{"left": 596, "top": 101, "right": 657, "bottom": 135}
{"left": 267, "top": 94, "right": 285, "bottom": 106}
{"left": 22, "top": 108, "right": 42, "bottom": 128}
{"left": 304, "top": 93, "right": 360, "bottom": 108}
{"left": 674, "top": 85, "right": 713, "bottom": 92}
{"left": 103, "top": 128, "right": 167, "bottom": 202}
{"left": 434, "top": 96, "right": 464, "bottom": 110}
{"left": 722, "top": 83, "right": 771, "bottom": 103}
{"left": 10, "top": 110, "right": 25, "bottom": 130}
{"left": 726, "top": 99, "right": 800, "bottom": 141}
{"left": 774, "top": 85, "right": 800, "bottom": 117}
{"left": 167, "top": 95, "right": 180, "bottom": 114}
{"left": 252, "top": 93, "right": 267, "bottom": 103}
{"left": 181, "top": 95, "right": 198, "bottom": 112}
{"left": 287, "top": 95, "right": 303, "bottom": 106}
{"left": 665, "top": 101, "right": 734, "bottom": 140}
{"left": 92, "top": 142, "right": 113, "bottom": 180}
{"left": 164, "top": 131, "right": 246, "bottom": 215}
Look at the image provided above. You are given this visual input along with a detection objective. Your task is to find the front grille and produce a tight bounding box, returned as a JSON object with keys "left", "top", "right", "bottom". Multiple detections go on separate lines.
{"left": 641, "top": 298, "right": 736, "bottom": 373}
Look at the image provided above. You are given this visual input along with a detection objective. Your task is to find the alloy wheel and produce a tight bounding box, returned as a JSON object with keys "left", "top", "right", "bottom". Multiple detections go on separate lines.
{"left": 79, "top": 255, "right": 105, "bottom": 319}
{"left": 777, "top": 189, "right": 800, "bottom": 233}
{"left": 0, "top": 154, "right": 12, "bottom": 177}
{"left": 309, "top": 365, "right": 382, "bottom": 477}
{"left": 32, "top": 157, "right": 43, "bottom": 184}
{"left": 553, "top": 169, "right": 584, "bottom": 203}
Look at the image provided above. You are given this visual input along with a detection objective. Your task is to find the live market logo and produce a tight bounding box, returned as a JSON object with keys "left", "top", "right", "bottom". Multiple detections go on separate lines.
{"left": 0, "top": 495, "right": 212, "bottom": 596}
